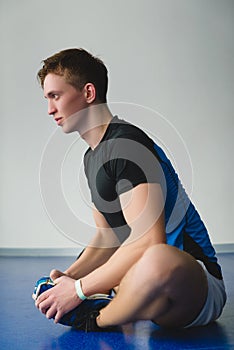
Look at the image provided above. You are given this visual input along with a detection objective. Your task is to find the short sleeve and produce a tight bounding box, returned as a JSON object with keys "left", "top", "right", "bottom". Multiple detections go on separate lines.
{"left": 104, "top": 137, "right": 164, "bottom": 196}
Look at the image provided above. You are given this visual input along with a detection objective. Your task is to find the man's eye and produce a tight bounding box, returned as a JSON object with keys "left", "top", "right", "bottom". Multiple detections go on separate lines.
{"left": 53, "top": 94, "right": 59, "bottom": 99}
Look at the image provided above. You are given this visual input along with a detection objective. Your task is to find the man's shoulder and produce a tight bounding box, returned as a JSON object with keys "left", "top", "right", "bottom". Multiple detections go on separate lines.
{"left": 107, "top": 116, "right": 150, "bottom": 143}
{"left": 83, "top": 116, "right": 154, "bottom": 164}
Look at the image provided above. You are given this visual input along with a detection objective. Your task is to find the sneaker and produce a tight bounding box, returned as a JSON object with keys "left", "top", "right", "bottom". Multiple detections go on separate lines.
{"left": 32, "top": 276, "right": 55, "bottom": 301}
{"left": 32, "top": 276, "right": 114, "bottom": 332}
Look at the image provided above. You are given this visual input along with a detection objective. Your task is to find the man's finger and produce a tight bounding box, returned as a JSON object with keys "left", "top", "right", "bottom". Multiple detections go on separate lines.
{"left": 46, "top": 304, "right": 57, "bottom": 320}
{"left": 54, "top": 309, "right": 64, "bottom": 324}
{"left": 50, "top": 269, "right": 64, "bottom": 281}
{"left": 35, "top": 292, "right": 47, "bottom": 307}
{"left": 36, "top": 290, "right": 53, "bottom": 308}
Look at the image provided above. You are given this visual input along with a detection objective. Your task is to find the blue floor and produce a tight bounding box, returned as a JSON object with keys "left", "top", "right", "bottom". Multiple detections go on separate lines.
{"left": 1, "top": 253, "right": 234, "bottom": 350}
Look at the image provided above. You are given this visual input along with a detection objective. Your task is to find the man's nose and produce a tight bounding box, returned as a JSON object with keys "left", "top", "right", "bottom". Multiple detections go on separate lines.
{"left": 48, "top": 100, "right": 56, "bottom": 116}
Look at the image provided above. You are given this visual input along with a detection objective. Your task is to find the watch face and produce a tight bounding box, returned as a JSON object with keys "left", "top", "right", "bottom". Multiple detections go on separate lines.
{"left": 32, "top": 277, "right": 55, "bottom": 300}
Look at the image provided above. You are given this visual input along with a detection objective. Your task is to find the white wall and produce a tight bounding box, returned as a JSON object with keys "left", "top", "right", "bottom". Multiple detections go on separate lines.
{"left": 0, "top": 0, "right": 233, "bottom": 250}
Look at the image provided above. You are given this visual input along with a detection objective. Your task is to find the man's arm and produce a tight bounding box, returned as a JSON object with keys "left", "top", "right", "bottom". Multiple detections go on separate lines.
{"left": 81, "top": 183, "right": 166, "bottom": 295}
{"left": 63, "top": 208, "right": 120, "bottom": 279}
{"left": 36, "top": 182, "right": 165, "bottom": 322}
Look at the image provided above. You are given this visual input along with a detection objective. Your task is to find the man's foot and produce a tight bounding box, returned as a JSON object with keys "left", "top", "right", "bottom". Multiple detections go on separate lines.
{"left": 33, "top": 276, "right": 118, "bottom": 332}
{"left": 32, "top": 276, "right": 55, "bottom": 301}
{"left": 59, "top": 295, "right": 114, "bottom": 332}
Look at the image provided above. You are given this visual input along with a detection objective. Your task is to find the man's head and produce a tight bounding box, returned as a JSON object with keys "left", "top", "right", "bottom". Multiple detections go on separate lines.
{"left": 37, "top": 48, "right": 108, "bottom": 103}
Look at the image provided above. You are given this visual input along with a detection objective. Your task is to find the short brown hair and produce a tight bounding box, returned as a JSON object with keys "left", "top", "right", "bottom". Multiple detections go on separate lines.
{"left": 37, "top": 48, "right": 108, "bottom": 103}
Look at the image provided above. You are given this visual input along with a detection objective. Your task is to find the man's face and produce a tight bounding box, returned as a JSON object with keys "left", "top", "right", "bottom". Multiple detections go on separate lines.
{"left": 43, "top": 73, "right": 88, "bottom": 133}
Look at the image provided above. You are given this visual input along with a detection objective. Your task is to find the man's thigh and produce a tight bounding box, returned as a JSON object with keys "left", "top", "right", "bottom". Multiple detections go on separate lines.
{"left": 96, "top": 244, "right": 208, "bottom": 328}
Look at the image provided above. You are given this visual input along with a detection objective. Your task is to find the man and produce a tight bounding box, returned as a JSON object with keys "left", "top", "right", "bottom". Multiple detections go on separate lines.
{"left": 35, "top": 48, "right": 226, "bottom": 329}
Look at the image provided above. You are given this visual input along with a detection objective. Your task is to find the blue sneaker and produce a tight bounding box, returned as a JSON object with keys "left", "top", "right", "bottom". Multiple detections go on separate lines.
{"left": 32, "top": 276, "right": 55, "bottom": 300}
{"left": 32, "top": 276, "right": 114, "bottom": 332}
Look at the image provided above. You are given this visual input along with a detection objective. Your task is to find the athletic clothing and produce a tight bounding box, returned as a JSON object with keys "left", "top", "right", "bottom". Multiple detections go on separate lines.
{"left": 185, "top": 262, "right": 226, "bottom": 328}
{"left": 84, "top": 116, "right": 223, "bottom": 280}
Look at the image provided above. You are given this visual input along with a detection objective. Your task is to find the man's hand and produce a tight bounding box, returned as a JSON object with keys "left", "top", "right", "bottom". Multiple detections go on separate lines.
{"left": 50, "top": 269, "right": 66, "bottom": 280}
{"left": 35, "top": 275, "right": 82, "bottom": 323}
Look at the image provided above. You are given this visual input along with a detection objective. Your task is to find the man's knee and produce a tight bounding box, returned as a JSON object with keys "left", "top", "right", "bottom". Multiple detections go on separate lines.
{"left": 134, "top": 244, "right": 180, "bottom": 288}
{"left": 135, "top": 243, "right": 206, "bottom": 295}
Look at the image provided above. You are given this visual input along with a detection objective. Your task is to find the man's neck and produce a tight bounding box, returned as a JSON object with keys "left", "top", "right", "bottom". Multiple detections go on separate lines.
{"left": 80, "top": 104, "right": 113, "bottom": 150}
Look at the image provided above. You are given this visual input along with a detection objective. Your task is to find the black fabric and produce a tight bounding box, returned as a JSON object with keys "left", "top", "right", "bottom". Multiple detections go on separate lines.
{"left": 183, "top": 233, "right": 223, "bottom": 279}
{"left": 84, "top": 116, "right": 165, "bottom": 241}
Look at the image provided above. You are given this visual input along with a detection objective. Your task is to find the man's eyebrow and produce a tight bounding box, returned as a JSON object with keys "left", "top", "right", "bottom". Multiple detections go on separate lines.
{"left": 44, "top": 91, "right": 61, "bottom": 98}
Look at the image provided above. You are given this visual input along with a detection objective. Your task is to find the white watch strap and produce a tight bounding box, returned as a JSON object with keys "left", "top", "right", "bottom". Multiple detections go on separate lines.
{"left": 75, "top": 279, "right": 87, "bottom": 301}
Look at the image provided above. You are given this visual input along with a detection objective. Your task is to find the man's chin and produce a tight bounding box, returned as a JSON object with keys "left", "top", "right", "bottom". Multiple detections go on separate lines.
{"left": 61, "top": 125, "right": 76, "bottom": 134}
{"left": 60, "top": 111, "right": 86, "bottom": 134}
{"left": 61, "top": 120, "right": 78, "bottom": 134}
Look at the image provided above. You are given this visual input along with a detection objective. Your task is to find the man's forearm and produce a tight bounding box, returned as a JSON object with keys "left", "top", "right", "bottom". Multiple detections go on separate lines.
{"left": 65, "top": 245, "right": 117, "bottom": 279}
{"left": 81, "top": 227, "right": 162, "bottom": 296}
{"left": 64, "top": 227, "right": 119, "bottom": 279}
{"left": 81, "top": 209, "right": 166, "bottom": 296}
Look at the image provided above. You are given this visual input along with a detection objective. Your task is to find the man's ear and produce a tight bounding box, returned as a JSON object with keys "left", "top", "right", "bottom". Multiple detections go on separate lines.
{"left": 84, "top": 83, "right": 96, "bottom": 103}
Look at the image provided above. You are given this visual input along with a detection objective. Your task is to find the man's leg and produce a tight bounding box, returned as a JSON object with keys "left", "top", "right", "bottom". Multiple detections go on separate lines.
{"left": 96, "top": 243, "right": 208, "bottom": 328}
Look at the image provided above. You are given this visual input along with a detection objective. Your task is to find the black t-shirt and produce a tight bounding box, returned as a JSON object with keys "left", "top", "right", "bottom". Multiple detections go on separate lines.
{"left": 84, "top": 116, "right": 165, "bottom": 241}
{"left": 83, "top": 116, "right": 223, "bottom": 279}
